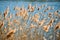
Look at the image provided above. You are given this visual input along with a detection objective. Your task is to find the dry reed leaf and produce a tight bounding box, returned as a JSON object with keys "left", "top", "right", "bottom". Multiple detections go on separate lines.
{"left": 43, "top": 25, "right": 50, "bottom": 32}
{"left": 14, "top": 6, "right": 20, "bottom": 11}
{"left": 30, "top": 24, "right": 35, "bottom": 28}
{"left": 54, "top": 22, "right": 60, "bottom": 31}
{"left": 20, "top": 9, "right": 28, "bottom": 20}
{"left": 47, "top": 6, "right": 51, "bottom": 10}
{"left": 48, "top": 18, "right": 54, "bottom": 27}
{"left": 20, "top": 11, "right": 24, "bottom": 16}
{"left": 31, "top": 6, "right": 34, "bottom": 12}
{"left": 6, "top": 14, "right": 12, "bottom": 20}
{"left": 23, "top": 9, "right": 28, "bottom": 17}
{"left": 6, "top": 29, "right": 16, "bottom": 39}
{"left": 20, "top": 10, "right": 26, "bottom": 17}
{"left": 15, "top": 13, "right": 18, "bottom": 16}
{"left": 23, "top": 9, "right": 28, "bottom": 15}
{"left": 4, "top": 6, "right": 9, "bottom": 18}
{"left": 0, "top": 21, "right": 4, "bottom": 29}
{"left": 44, "top": 6, "right": 51, "bottom": 12}
{"left": 31, "top": 14, "right": 39, "bottom": 23}
{"left": 54, "top": 11, "right": 58, "bottom": 16}
{"left": 23, "top": 15, "right": 28, "bottom": 20}
{"left": 28, "top": 4, "right": 34, "bottom": 12}
{"left": 34, "top": 14, "right": 39, "bottom": 19}
{"left": 38, "top": 19, "right": 45, "bottom": 26}
{"left": 15, "top": 10, "right": 24, "bottom": 17}
{"left": 13, "top": 19, "right": 20, "bottom": 24}
{"left": 28, "top": 4, "right": 31, "bottom": 9}
{"left": 33, "top": 18, "right": 39, "bottom": 23}
{"left": 20, "top": 27, "right": 23, "bottom": 31}
{"left": 15, "top": 12, "right": 20, "bottom": 16}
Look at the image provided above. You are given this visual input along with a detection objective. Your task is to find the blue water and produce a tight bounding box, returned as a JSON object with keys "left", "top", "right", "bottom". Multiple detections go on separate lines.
{"left": 0, "top": 2, "right": 60, "bottom": 13}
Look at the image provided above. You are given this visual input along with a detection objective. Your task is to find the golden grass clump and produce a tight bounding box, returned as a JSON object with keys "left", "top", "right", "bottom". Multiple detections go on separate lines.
{"left": 16, "top": 8, "right": 28, "bottom": 20}
{"left": 31, "top": 14, "right": 39, "bottom": 23}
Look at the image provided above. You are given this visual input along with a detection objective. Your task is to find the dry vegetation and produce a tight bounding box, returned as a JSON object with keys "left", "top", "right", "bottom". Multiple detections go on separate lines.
{"left": 0, "top": 3, "right": 60, "bottom": 40}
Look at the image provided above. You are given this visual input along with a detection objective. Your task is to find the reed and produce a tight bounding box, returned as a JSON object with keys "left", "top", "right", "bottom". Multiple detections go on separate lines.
{"left": 0, "top": 3, "right": 60, "bottom": 40}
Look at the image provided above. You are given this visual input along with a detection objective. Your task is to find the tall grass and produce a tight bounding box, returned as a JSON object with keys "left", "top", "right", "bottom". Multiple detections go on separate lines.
{"left": 0, "top": 3, "right": 60, "bottom": 40}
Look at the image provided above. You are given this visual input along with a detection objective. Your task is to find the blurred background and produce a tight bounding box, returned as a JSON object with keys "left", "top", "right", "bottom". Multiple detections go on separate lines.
{"left": 0, "top": 0, "right": 60, "bottom": 2}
